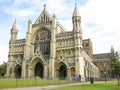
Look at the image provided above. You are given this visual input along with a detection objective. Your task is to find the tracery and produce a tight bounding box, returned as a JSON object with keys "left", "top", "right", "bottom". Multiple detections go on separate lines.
{"left": 34, "top": 29, "right": 51, "bottom": 56}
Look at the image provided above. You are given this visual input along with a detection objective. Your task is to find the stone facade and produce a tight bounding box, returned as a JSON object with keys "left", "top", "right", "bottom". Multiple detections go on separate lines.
{"left": 82, "top": 38, "right": 112, "bottom": 79}
{"left": 6, "top": 4, "right": 99, "bottom": 81}
{"left": 93, "top": 53, "right": 112, "bottom": 79}
{"left": 83, "top": 39, "right": 93, "bottom": 58}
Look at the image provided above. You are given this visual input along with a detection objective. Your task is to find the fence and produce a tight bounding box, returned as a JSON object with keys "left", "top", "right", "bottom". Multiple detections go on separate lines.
{"left": 0, "top": 76, "right": 116, "bottom": 88}
{"left": 0, "top": 76, "right": 80, "bottom": 88}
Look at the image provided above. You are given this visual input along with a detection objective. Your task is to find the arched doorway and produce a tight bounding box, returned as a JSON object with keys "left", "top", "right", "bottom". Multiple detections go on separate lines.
{"left": 71, "top": 67, "right": 75, "bottom": 80}
{"left": 34, "top": 62, "right": 43, "bottom": 78}
{"left": 71, "top": 67, "right": 75, "bottom": 76}
{"left": 58, "top": 63, "right": 67, "bottom": 79}
{"left": 14, "top": 65, "right": 21, "bottom": 78}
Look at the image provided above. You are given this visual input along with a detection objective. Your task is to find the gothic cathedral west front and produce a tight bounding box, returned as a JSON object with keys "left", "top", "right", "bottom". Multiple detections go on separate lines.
{"left": 6, "top": 4, "right": 99, "bottom": 81}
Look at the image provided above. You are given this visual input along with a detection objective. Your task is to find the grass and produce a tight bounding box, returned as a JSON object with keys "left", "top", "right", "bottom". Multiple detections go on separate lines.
{"left": 0, "top": 78, "right": 73, "bottom": 89}
{"left": 0, "top": 78, "right": 120, "bottom": 90}
{"left": 50, "top": 81, "right": 120, "bottom": 90}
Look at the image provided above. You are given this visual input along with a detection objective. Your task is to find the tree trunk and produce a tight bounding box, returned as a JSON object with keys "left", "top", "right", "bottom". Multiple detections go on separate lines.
{"left": 117, "top": 74, "right": 120, "bottom": 86}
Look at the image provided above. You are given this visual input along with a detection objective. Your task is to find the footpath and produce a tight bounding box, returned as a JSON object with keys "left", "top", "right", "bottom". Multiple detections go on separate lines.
{"left": 1, "top": 82, "right": 90, "bottom": 90}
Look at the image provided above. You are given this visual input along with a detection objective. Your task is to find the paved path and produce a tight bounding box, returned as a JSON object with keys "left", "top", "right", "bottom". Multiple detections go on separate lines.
{"left": 0, "top": 82, "right": 90, "bottom": 90}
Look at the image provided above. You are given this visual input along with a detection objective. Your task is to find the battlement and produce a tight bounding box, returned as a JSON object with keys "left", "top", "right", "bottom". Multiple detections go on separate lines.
{"left": 56, "top": 31, "right": 73, "bottom": 37}
{"left": 15, "top": 39, "right": 26, "bottom": 43}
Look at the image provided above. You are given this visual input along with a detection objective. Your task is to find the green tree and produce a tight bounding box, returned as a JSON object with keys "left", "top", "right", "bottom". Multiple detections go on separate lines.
{"left": 110, "top": 48, "right": 120, "bottom": 86}
{"left": 0, "top": 62, "right": 7, "bottom": 77}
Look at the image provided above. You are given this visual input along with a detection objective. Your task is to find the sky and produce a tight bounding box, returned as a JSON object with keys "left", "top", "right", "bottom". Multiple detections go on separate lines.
{"left": 0, "top": 0, "right": 120, "bottom": 64}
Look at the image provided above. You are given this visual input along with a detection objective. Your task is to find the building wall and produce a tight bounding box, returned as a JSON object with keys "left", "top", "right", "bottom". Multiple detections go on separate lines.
{"left": 82, "top": 39, "right": 93, "bottom": 58}
{"left": 93, "top": 53, "right": 112, "bottom": 79}
{"left": 82, "top": 38, "right": 112, "bottom": 79}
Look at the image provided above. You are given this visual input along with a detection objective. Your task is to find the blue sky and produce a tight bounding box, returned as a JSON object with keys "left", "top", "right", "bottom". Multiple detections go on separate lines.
{"left": 0, "top": 0, "right": 120, "bottom": 64}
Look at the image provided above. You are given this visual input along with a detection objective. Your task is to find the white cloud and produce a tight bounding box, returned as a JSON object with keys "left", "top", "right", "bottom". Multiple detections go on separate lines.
{"left": 1, "top": 0, "right": 120, "bottom": 64}
{"left": 79, "top": 0, "right": 120, "bottom": 53}
{"left": 4, "top": 7, "right": 34, "bottom": 17}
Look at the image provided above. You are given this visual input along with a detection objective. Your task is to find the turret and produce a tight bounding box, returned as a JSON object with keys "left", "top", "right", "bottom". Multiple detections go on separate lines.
{"left": 72, "top": 4, "right": 82, "bottom": 48}
{"left": 27, "top": 19, "right": 32, "bottom": 33}
{"left": 49, "top": 14, "right": 56, "bottom": 78}
{"left": 72, "top": 4, "right": 82, "bottom": 33}
{"left": 73, "top": 4, "right": 84, "bottom": 81}
{"left": 10, "top": 19, "right": 18, "bottom": 41}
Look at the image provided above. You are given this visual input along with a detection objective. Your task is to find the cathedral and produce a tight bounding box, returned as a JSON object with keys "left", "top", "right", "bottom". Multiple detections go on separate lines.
{"left": 6, "top": 4, "right": 99, "bottom": 81}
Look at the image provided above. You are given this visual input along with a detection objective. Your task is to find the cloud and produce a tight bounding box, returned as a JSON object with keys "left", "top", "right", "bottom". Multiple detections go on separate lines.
{"left": 1, "top": 0, "right": 120, "bottom": 64}
{"left": 4, "top": 7, "right": 34, "bottom": 17}
{"left": 79, "top": 0, "right": 120, "bottom": 53}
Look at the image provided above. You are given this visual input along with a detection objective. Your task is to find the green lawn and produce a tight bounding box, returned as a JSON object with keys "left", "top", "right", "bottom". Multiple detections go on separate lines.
{"left": 50, "top": 81, "right": 120, "bottom": 90}
{"left": 0, "top": 78, "right": 119, "bottom": 90}
{"left": 0, "top": 78, "right": 73, "bottom": 89}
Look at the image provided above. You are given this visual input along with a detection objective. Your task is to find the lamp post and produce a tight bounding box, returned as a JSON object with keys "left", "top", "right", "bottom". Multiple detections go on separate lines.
{"left": 103, "top": 62, "right": 107, "bottom": 82}
{"left": 104, "top": 71, "right": 107, "bottom": 82}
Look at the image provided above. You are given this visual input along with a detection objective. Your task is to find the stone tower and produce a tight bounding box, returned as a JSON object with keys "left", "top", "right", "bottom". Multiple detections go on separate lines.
{"left": 72, "top": 4, "right": 84, "bottom": 80}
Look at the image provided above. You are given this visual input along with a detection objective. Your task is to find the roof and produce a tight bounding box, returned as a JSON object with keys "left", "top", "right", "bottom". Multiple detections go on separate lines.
{"left": 34, "top": 4, "right": 52, "bottom": 24}
{"left": 72, "top": 4, "right": 80, "bottom": 17}
{"left": 93, "top": 53, "right": 111, "bottom": 59}
{"left": 11, "top": 19, "right": 17, "bottom": 30}
{"left": 83, "top": 38, "right": 90, "bottom": 41}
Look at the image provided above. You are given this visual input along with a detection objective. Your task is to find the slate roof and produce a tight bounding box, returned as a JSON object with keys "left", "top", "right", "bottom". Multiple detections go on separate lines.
{"left": 93, "top": 53, "right": 111, "bottom": 59}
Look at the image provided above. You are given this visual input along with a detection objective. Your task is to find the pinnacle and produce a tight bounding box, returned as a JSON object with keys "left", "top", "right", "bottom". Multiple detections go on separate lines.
{"left": 44, "top": 4, "right": 46, "bottom": 10}
{"left": 12, "top": 18, "right": 17, "bottom": 30}
{"left": 72, "top": 4, "right": 80, "bottom": 17}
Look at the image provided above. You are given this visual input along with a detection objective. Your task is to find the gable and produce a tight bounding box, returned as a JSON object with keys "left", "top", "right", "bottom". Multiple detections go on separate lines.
{"left": 35, "top": 9, "right": 52, "bottom": 24}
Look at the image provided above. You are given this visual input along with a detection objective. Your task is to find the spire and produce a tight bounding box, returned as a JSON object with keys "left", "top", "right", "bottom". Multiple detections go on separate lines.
{"left": 72, "top": 4, "right": 81, "bottom": 32}
{"left": 11, "top": 18, "right": 17, "bottom": 30}
{"left": 44, "top": 4, "right": 46, "bottom": 10}
{"left": 72, "top": 4, "right": 80, "bottom": 17}
{"left": 10, "top": 18, "right": 18, "bottom": 41}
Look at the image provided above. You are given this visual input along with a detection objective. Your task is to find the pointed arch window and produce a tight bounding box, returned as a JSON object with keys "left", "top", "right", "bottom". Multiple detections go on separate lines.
{"left": 34, "top": 29, "right": 51, "bottom": 56}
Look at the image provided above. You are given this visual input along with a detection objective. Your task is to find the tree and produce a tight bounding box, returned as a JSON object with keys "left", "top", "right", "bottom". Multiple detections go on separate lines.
{"left": 0, "top": 62, "right": 7, "bottom": 77}
{"left": 110, "top": 48, "right": 120, "bottom": 86}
